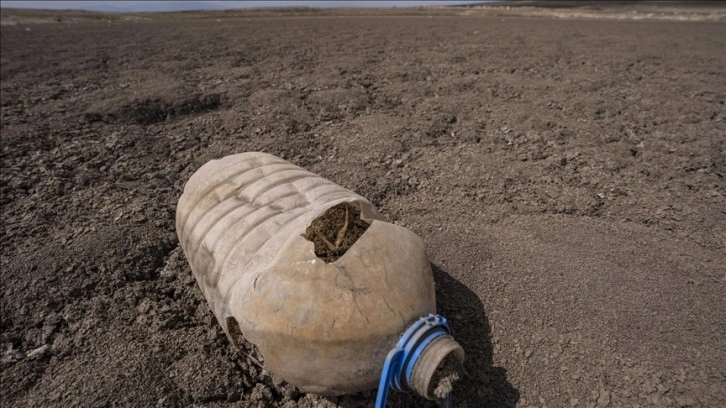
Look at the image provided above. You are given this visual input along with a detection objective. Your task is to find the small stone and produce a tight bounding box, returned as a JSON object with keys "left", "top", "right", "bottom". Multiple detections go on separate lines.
{"left": 675, "top": 395, "right": 696, "bottom": 407}
{"left": 26, "top": 345, "right": 49, "bottom": 359}
{"left": 137, "top": 300, "right": 152, "bottom": 314}
{"left": 570, "top": 398, "right": 579, "bottom": 406}
{"left": 597, "top": 389, "right": 610, "bottom": 407}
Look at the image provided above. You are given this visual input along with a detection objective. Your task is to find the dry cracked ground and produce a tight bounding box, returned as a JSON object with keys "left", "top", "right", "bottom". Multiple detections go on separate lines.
{"left": 1, "top": 6, "right": 725, "bottom": 408}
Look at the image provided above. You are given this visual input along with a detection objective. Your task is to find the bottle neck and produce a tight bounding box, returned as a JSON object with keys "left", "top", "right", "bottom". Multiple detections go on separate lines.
{"left": 375, "top": 314, "right": 465, "bottom": 407}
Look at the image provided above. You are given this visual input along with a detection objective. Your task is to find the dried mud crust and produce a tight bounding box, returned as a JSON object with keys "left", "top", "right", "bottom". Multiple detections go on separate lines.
{"left": 1, "top": 8, "right": 724, "bottom": 408}
{"left": 304, "top": 202, "right": 370, "bottom": 262}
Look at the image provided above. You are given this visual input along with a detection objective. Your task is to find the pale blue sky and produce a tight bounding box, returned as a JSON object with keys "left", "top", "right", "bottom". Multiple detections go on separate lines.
{"left": 0, "top": 1, "right": 490, "bottom": 12}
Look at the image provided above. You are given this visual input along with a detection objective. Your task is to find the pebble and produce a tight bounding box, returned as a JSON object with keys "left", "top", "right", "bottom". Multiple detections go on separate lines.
{"left": 675, "top": 395, "right": 696, "bottom": 407}
{"left": 596, "top": 389, "right": 610, "bottom": 407}
{"left": 26, "top": 344, "right": 49, "bottom": 359}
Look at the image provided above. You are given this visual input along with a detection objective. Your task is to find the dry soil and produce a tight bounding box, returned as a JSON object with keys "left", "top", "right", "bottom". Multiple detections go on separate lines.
{"left": 1, "top": 6, "right": 725, "bottom": 408}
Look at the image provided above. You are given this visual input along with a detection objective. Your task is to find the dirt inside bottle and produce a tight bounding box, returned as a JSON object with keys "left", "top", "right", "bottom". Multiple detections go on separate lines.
{"left": 304, "top": 202, "right": 371, "bottom": 263}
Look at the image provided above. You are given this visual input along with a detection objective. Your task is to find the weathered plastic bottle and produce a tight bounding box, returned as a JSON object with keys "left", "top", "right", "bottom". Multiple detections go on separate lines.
{"left": 176, "top": 152, "right": 463, "bottom": 400}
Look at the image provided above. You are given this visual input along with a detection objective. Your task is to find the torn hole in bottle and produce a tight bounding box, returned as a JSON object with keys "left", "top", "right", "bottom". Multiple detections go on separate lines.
{"left": 303, "top": 202, "right": 371, "bottom": 263}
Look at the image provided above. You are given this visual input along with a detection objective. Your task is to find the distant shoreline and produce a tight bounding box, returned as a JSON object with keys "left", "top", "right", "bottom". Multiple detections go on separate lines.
{"left": 1, "top": 1, "right": 724, "bottom": 25}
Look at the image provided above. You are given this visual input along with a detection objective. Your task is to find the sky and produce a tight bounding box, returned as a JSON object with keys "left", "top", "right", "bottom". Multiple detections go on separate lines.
{"left": 0, "top": 1, "right": 491, "bottom": 12}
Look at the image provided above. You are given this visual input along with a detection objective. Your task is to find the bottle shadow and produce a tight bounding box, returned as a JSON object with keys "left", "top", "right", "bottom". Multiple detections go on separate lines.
{"left": 333, "top": 264, "right": 519, "bottom": 408}
{"left": 432, "top": 263, "right": 519, "bottom": 407}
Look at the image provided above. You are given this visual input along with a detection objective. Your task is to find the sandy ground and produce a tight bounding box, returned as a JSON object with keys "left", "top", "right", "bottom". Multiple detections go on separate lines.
{"left": 1, "top": 6, "right": 725, "bottom": 408}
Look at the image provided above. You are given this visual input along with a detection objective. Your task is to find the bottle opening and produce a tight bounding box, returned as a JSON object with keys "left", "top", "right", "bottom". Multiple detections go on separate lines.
{"left": 411, "top": 335, "right": 465, "bottom": 401}
{"left": 304, "top": 202, "right": 370, "bottom": 263}
{"left": 429, "top": 348, "right": 464, "bottom": 399}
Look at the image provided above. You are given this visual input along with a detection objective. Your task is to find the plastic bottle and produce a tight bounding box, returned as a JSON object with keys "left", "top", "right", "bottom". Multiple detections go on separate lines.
{"left": 176, "top": 152, "right": 463, "bottom": 400}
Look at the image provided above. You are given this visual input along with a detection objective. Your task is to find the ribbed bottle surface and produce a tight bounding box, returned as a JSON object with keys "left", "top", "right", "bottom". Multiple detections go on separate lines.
{"left": 177, "top": 153, "right": 369, "bottom": 320}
